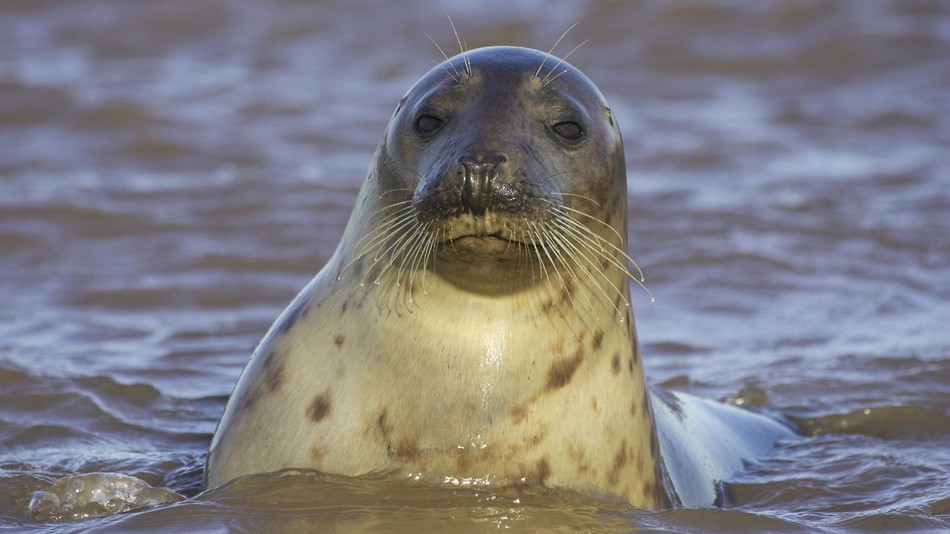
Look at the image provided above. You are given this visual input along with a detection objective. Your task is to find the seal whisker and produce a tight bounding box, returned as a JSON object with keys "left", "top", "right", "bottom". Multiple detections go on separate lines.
{"left": 446, "top": 15, "right": 471, "bottom": 77}
{"left": 518, "top": 224, "right": 537, "bottom": 285}
{"left": 542, "top": 39, "right": 590, "bottom": 86}
{"left": 369, "top": 211, "right": 428, "bottom": 275}
{"left": 349, "top": 203, "right": 416, "bottom": 262}
{"left": 409, "top": 221, "right": 438, "bottom": 291}
{"left": 531, "top": 220, "right": 597, "bottom": 312}
{"left": 379, "top": 188, "right": 416, "bottom": 198}
{"left": 394, "top": 221, "right": 428, "bottom": 288}
{"left": 558, "top": 192, "right": 602, "bottom": 208}
{"left": 526, "top": 221, "right": 561, "bottom": 287}
{"left": 553, "top": 209, "right": 655, "bottom": 301}
{"left": 524, "top": 223, "right": 549, "bottom": 285}
{"left": 410, "top": 222, "right": 438, "bottom": 298}
{"left": 342, "top": 207, "right": 418, "bottom": 284}
{"left": 544, "top": 218, "right": 622, "bottom": 315}
{"left": 547, "top": 200, "right": 647, "bottom": 283}
{"left": 419, "top": 226, "right": 442, "bottom": 296}
{"left": 337, "top": 206, "right": 415, "bottom": 281}
{"left": 549, "top": 217, "right": 632, "bottom": 316}
{"left": 427, "top": 34, "right": 460, "bottom": 83}
{"left": 535, "top": 22, "right": 580, "bottom": 78}
{"left": 375, "top": 219, "right": 437, "bottom": 314}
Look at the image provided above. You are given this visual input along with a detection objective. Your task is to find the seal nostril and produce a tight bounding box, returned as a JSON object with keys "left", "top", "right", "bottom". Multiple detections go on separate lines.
{"left": 459, "top": 152, "right": 506, "bottom": 215}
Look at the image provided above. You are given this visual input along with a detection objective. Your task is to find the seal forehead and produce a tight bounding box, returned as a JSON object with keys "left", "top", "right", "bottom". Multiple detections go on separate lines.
{"left": 413, "top": 46, "right": 608, "bottom": 108}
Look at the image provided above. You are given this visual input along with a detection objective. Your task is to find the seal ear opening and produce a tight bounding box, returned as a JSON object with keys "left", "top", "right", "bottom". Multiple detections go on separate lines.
{"left": 393, "top": 96, "right": 408, "bottom": 117}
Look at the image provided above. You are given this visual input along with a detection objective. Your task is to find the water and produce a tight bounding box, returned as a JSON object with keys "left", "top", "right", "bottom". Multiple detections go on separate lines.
{"left": 1, "top": 0, "right": 948, "bottom": 531}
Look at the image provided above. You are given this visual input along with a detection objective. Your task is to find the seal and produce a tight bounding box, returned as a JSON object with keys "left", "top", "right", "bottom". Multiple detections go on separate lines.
{"left": 204, "top": 46, "right": 792, "bottom": 508}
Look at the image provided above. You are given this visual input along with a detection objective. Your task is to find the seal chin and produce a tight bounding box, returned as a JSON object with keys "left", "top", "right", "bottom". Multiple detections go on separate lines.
{"left": 431, "top": 231, "right": 545, "bottom": 294}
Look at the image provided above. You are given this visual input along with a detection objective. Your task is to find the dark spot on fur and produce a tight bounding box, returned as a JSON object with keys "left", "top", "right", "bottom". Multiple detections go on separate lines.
{"left": 391, "top": 438, "right": 421, "bottom": 462}
{"left": 541, "top": 299, "right": 556, "bottom": 315}
{"left": 592, "top": 329, "right": 605, "bottom": 351}
{"left": 310, "top": 446, "right": 325, "bottom": 462}
{"left": 558, "top": 287, "right": 572, "bottom": 306}
{"left": 510, "top": 404, "right": 528, "bottom": 424}
{"left": 546, "top": 349, "right": 584, "bottom": 391}
{"left": 608, "top": 439, "right": 628, "bottom": 485}
{"left": 535, "top": 457, "right": 551, "bottom": 484}
{"left": 631, "top": 398, "right": 639, "bottom": 417}
{"left": 277, "top": 300, "right": 305, "bottom": 335}
{"left": 567, "top": 443, "right": 591, "bottom": 475}
{"left": 263, "top": 351, "right": 285, "bottom": 393}
{"left": 307, "top": 392, "right": 331, "bottom": 423}
{"left": 334, "top": 334, "right": 345, "bottom": 348}
{"left": 614, "top": 293, "right": 626, "bottom": 312}
{"left": 642, "top": 480, "right": 659, "bottom": 502}
{"left": 238, "top": 391, "right": 257, "bottom": 413}
{"left": 591, "top": 396, "right": 600, "bottom": 414}
{"left": 650, "top": 426, "right": 659, "bottom": 459}
{"left": 376, "top": 409, "right": 393, "bottom": 440}
{"left": 611, "top": 352, "right": 621, "bottom": 375}
{"left": 525, "top": 425, "right": 548, "bottom": 448}
{"left": 341, "top": 298, "right": 349, "bottom": 314}
{"left": 367, "top": 262, "right": 384, "bottom": 284}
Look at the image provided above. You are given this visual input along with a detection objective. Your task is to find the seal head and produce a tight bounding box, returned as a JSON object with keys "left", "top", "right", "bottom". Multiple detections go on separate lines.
{"left": 365, "top": 46, "right": 629, "bottom": 296}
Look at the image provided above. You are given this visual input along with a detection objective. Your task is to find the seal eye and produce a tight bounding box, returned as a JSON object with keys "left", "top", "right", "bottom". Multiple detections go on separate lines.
{"left": 553, "top": 121, "right": 583, "bottom": 141}
{"left": 414, "top": 114, "right": 444, "bottom": 136}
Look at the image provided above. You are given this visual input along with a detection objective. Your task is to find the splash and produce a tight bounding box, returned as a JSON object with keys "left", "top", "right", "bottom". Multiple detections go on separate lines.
{"left": 27, "top": 472, "right": 184, "bottom": 521}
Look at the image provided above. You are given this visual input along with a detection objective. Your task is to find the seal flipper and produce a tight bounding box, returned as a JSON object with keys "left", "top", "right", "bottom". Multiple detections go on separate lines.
{"left": 650, "top": 387, "right": 795, "bottom": 508}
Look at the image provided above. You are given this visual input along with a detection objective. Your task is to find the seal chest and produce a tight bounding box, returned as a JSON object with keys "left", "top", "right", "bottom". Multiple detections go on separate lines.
{"left": 205, "top": 46, "right": 737, "bottom": 509}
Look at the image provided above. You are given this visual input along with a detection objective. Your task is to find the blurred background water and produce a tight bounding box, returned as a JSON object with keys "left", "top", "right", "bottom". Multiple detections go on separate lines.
{"left": 1, "top": 0, "right": 948, "bottom": 532}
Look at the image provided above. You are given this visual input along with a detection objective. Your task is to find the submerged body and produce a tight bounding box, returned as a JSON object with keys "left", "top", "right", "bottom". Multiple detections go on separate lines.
{"left": 205, "top": 46, "right": 792, "bottom": 508}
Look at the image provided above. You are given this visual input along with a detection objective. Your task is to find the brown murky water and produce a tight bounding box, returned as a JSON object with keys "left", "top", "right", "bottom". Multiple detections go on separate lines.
{"left": 2, "top": 0, "right": 948, "bottom": 532}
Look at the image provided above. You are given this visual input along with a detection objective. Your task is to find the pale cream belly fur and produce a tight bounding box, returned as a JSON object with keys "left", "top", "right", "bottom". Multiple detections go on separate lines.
{"left": 207, "top": 251, "right": 666, "bottom": 506}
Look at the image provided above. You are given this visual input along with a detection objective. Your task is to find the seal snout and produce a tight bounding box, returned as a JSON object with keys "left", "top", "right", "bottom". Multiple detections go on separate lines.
{"left": 459, "top": 152, "right": 506, "bottom": 215}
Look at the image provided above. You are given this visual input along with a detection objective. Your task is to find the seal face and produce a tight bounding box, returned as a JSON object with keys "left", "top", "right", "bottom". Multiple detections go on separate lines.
{"left": 204, "top": 46, "right": 792, "bottom": 509}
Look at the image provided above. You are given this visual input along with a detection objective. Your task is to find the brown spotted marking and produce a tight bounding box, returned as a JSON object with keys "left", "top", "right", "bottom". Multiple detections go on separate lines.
{"left": 592, "top": 329, "right": 605, "bottom": 351}
{"left": 262, "top": 350, "right": 285, "bottom": 393}
{"left": 309, "top": 445, "right": 326, "bottom": 462}
{"left": 390, "top": 437, "right": 421, "bottom": 462}
{"left": 611, "top": 352, "right": 621, "bottom": 375}
{"left": 509, "top": 403, "right": 529, "bottom": 424}
{"left": 276, "top": 300, "right": 305, "bottom": 336}
{"left": 375, "top": 408, "right": 393, "bottom": 441}
{"left": 523, "top": 423, "right": 548, "bottom": 449}
{"left": 334, "top": 334, "right": 346, "bottom": 348}
{"left": 366, "top": 262, "right": 384, "bottom": 285}
{"left": 642, "top": 480, "right": 656, "bottom": 501}
{"left": 307, "top": 391, "right": 332, "bottom": 423}
{"left": 566, "top": 442, "right": 592, "bottom": 476}
{"left": 558, "top": 286, "right": 572, "bottom": 306}
{"left": 545, "top": 348, "right": 584, "bottom": 391}
{"left": 591, "top": 396, "right": 600, "bottom": 415}
{"left": 607, "top": 439, "right": 628, "bottom": 485}
{"left": 535, "top": 457, "right": 552, "bottom": 484}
